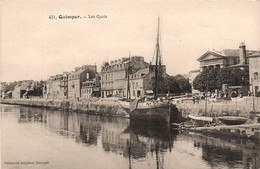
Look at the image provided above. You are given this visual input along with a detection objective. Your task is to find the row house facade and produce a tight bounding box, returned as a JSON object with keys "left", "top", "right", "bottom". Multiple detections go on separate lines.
{"left": 197, "top": 43, "right": 256, "bottom": 71}
{"left": 248, "top": 51, "right": 260, "bottom": 96}
{"left": 81, "top": 75, "right": 101, "bottom": 99}
{"left": 45, "top": 73, "right": 67, "bottom": 99}
{"left": 101, "top": 56, "right": 167, "bottom": 99}
{"left": 45, "top": 65, "right": 98, "bottom": 100}
{"left": 68, "top": 65, "right": 97, "bottom": 99}
{"left": 127, "top": 65, "right": 167, "bottom": 99}
{"left": 100, "top": 56, "right": 149, "bottom": 98}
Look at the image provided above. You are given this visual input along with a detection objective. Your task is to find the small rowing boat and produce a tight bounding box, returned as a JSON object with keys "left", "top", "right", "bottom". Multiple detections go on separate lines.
{"left": 188, "top": 114, "right": 213, "bottom": 126}
{"left": 218, "top": 116, "right": 248, "bottom": 125}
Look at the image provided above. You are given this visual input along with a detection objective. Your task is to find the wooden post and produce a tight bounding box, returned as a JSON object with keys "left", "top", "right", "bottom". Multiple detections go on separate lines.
{"left": 251, "top": 78, "right": 256, "bottom": 112}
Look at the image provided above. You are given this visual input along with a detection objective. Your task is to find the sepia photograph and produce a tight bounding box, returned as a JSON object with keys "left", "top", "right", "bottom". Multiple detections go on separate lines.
{"left": 1, "top": 0, "right": 260, "bottom": 168}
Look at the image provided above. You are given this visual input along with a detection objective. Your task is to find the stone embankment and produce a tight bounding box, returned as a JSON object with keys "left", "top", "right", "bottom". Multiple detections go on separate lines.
{"left": 0, "top": 99, "right": 129, "bottom": 117}
{"left": 175, "top": 97, "right": 260, "bottom": 119}
{"left": 174, "top": 97, "right": 260, "bottom": 139}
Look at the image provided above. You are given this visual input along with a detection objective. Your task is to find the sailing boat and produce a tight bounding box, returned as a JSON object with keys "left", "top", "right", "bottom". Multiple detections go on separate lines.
{"left": 119, "top": 18, "right": 171, "bottom": 122}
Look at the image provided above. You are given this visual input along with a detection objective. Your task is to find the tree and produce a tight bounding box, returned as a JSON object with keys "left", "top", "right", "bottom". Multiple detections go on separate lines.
{"left": 193, "top": 67, "right": 249, "bottom": 92}
{"left": 27, "top": 80, "right": 46, "bottom": 97}
{"left": 5, "top": 81, "right": 18, "bottom": 91}
{"left": 151, "top": 75, "right": 182, "bottom": 95}
{"left": 216, "top": 67, "right": 249, "bottom": 88}
{"left": 232, "top": 67, "right": 249, "bottom": 86}
{"left": 207, "top": 67, "right": 220, "bottom": 91}
{"left": 174, "top": 74, "right": 191, "bottom": 93}
{"left": 193, "top": 68, "right": 210, "bottom": 92}
{"left": 165, "top": 76, "right": 181, "bottom": 94}
{"left": 216, "top": 68, "right": 235, "bottom": 88}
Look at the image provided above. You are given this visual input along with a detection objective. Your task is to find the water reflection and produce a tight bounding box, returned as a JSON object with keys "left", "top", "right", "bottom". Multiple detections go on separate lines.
{"left": 189, "top": 132, "right": 260, "bottom": 169}
{"left": 1, "top": 104, "right": 260, "bottom": 169}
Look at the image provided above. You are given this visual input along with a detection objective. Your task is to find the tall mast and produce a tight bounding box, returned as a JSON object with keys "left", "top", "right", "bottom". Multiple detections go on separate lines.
{"left": 127, "top": 52, "right": 131, "bottom": 99}
{"left": 154, "top": 17, "right": 160, "bottom": 100}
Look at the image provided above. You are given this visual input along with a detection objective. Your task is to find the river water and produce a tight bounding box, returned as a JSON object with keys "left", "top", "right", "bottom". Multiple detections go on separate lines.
{"left": 1, "top": 104, "right": 260, "bottom": 169}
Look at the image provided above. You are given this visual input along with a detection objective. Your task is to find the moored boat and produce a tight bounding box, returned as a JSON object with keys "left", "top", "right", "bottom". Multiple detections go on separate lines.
{"left": 188, "top": 114, "right": 214, "bottom": 126}
{"left": 218, "top": 116, "right": 248, "bottom": 125}
{"left": 119, "top": 98, "right": 170, "bottom": 122}
{"left": 131, "top": 99, "right": 170, "bottom": 122}
{"left": 118, "top": 18, "right": 171, "bottom": 123}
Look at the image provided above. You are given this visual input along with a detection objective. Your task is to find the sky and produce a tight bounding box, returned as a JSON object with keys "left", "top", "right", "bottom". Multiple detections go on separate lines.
{"left": 1, "top": 0, "right": 260, "bottom": 82}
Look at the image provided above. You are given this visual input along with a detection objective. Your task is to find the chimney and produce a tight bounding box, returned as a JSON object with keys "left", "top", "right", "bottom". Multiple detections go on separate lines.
{"left": 239, "top": 42, "right": 246, "bottom": 64}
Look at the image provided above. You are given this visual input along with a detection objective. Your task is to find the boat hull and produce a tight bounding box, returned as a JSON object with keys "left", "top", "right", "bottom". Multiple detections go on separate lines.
{"left": 119, "top": 100, "right": 171, "bottom": 123}
{"left": 130, "top": 105, "right": 170, "bottom": 122}
{"left": 218, "top": 116, "right": 248, "bottom": 125}
{"left": 188, "top": 114, "right": 213, "bottom": 126}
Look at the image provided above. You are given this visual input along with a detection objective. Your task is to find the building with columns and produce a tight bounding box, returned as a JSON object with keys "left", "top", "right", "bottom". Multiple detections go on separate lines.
{"left": 197, "top": 43, "right": 255, "bottom": 71}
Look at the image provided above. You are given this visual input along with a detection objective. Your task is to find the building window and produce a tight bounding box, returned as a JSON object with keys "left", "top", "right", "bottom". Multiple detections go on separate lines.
{"left": 254, "top": 72, "right": 259, "bottom": 80}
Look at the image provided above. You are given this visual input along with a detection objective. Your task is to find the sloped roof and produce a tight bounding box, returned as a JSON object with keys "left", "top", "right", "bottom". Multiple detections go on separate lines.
{"left": 221, "top": 49, "right": 239, "bottom": 56}
{"left": 198, "top": 49, "right": 257, "bottom": 61}
{"left": 133, "top": 67, "right": 149, "bottom": 75}
{"left": 197, "top": 50, "right": 226, "bottom": 61}
{"left": 248, "top": 51, "right": 260, "bottom": 58}
{"left": 16, "top": 82, "right": 31, "bottom": 90}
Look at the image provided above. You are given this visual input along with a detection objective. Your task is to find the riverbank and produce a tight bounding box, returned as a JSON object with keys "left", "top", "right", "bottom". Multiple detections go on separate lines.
{"left": 172, "top": 97, "right": 260, "bottom": 140}
{"left": 0, "top": 98, "right": 183, "bottom": 123}
{"left": 175, "top": 96, "right": 260, "bottom": 120}
{"left": 0, "top": 98, "right": 129, "bottom": 117}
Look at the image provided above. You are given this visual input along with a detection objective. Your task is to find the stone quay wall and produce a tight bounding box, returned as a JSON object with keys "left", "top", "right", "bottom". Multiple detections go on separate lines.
{"left": 176, "top": 97, "right": 260, "bottom": 120}
{"left": 0, "top": 99, "right": 129, "bottom": 118}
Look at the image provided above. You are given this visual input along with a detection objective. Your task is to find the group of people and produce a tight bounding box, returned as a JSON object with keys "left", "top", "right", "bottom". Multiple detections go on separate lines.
{"left": 221, "top": 92, "right": 229, "bottom": 98}
{"left": 192, "top": 96, "right": 200, "bottom": 104}
{"left": 231, "top": 91, "right": 244, "bottom": 98}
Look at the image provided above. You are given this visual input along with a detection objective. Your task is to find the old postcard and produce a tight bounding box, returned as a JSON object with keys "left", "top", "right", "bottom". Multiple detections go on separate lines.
{"left": 1, "top": 0, "right": 260, "bottom": 169}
